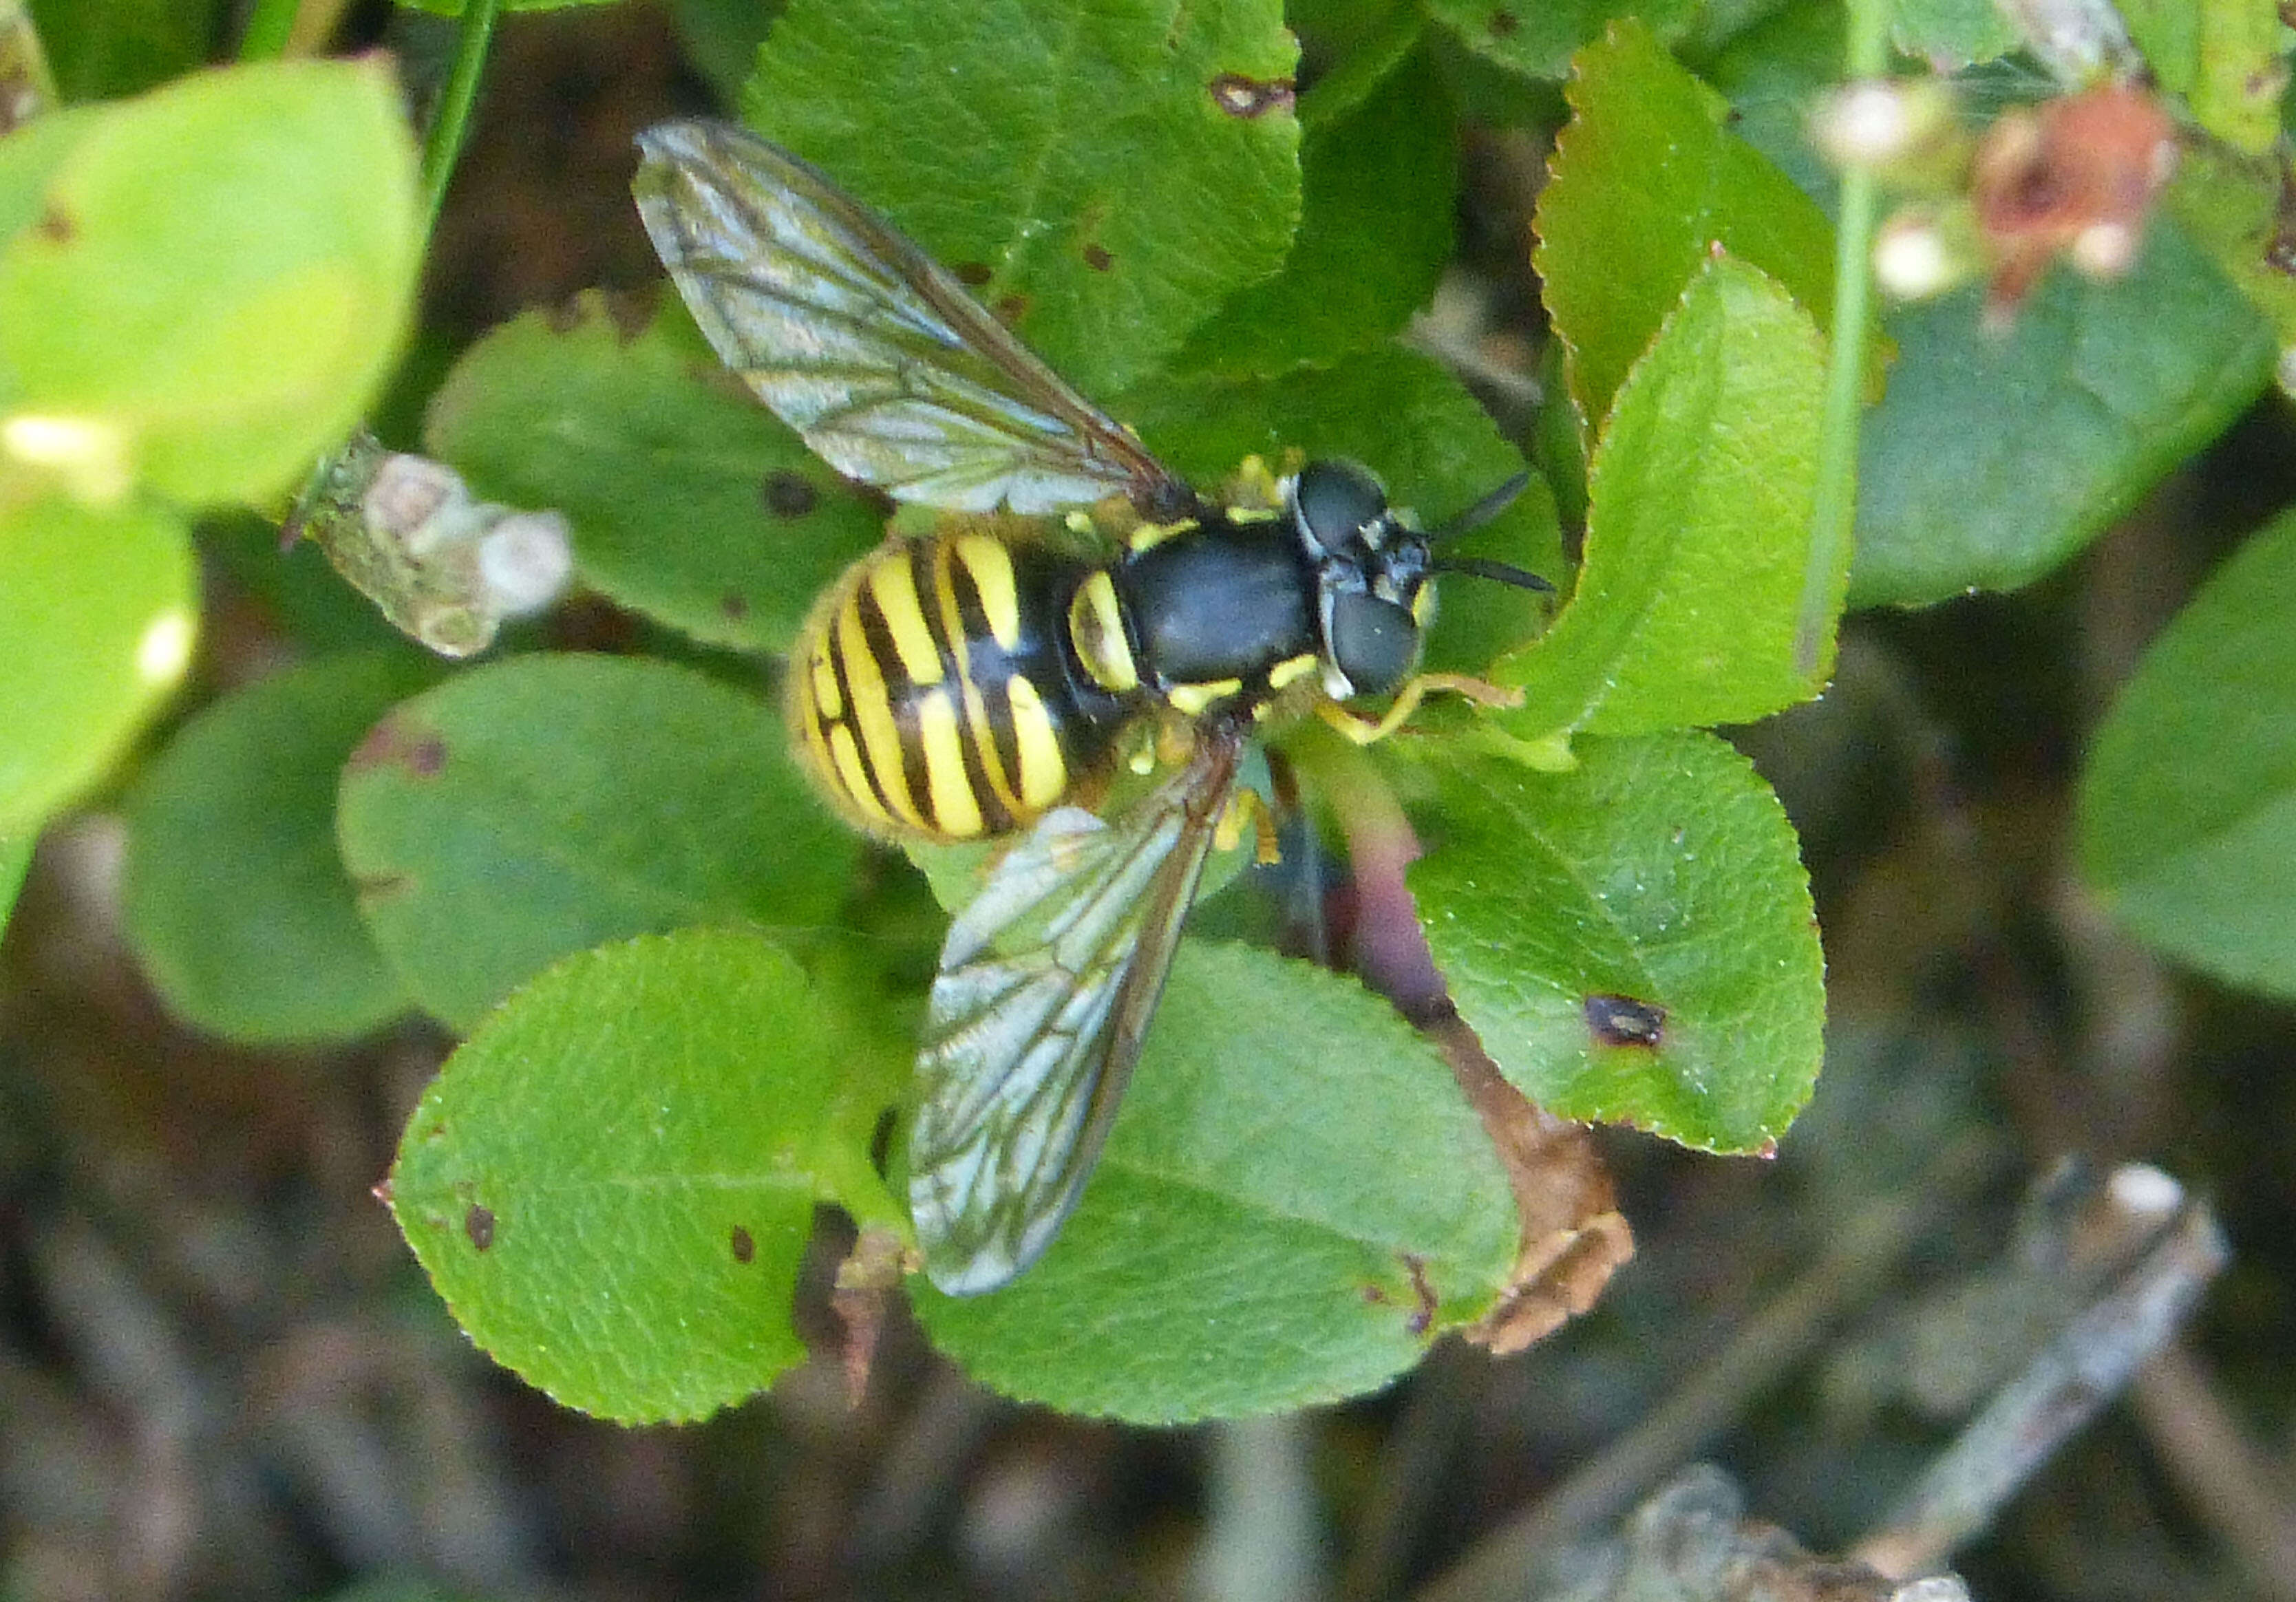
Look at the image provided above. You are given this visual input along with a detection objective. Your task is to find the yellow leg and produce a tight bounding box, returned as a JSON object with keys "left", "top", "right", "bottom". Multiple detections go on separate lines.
{"left": 1318, "top": 673, "right": 1526, "bottom": 746}
{"left": 1214, "top": 786, "right": 1284, "bottom": 864}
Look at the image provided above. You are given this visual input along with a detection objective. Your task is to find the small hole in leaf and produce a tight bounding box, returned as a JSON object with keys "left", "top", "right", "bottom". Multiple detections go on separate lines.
{"left": 1208, "top": 73, "right": 1295, "bottom": 118}
{"left": 1585, "top": 994, "right": 1666, "bottom": 1047}
{"left": 465, "top": 1204, "right": 496, "bottom": 1250}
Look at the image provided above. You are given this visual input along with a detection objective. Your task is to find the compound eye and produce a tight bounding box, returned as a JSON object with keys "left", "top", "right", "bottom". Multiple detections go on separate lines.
{"left": 1294, "top": 461, "right": 1390, "bottom": 557}
{"left": 1328, "top": 592, "right": 1420, "bottom": 698}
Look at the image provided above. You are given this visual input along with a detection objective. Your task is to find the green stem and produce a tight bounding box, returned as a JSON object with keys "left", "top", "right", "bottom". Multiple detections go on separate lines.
{"left": 1793, "top": 0, "right": 1893, "bottom": 679}
{"left": 419, "top": 0, "right": 502, "bottom": 232}
{"left": 237, "top": 0, "right": 299, "bottom": 61}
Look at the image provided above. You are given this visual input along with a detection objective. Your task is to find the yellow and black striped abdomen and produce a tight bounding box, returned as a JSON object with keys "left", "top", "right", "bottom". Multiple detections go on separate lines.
{"left": 786, "top": 533, "right": 1130, "bottom": 842}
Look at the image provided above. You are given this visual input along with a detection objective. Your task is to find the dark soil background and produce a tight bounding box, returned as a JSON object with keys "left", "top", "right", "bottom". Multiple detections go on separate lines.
{"left": 6, "top": 7, "right": 2296, "bottom": 1600}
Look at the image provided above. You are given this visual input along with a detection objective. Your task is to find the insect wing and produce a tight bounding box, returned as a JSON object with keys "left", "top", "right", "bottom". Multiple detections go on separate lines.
{"left": 633, "top": 118, "right": 1179, "bottom": 515}
{"left": 911, "top": 728, "right": 1245, "bottom": 1294}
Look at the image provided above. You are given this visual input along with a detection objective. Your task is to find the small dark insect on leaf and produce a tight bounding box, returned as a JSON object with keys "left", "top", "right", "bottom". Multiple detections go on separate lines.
{"left": 1585, "top": 993, "right": 1666, "bottom": 1047}
{"left": 761, "top": 469, "right": 818, "bottom": 517}
{"left": 730, "top": 1225, "right": 756, "bottom": 1263}
{"left": 953, "top": 261, "right": 994, "bottom": 287}
{"left": 1207, "top": 72, "right": 1296, "bottom": 118}
{"left": 464, "top": 1204, "right": 496, "bottom": 1250}
{"left": 1082, "top": 242, "right": 1114, "bottom": 272}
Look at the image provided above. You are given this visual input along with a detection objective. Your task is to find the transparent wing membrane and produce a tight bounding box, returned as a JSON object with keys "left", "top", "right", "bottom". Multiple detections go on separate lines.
{"left": 910, "top": 728, "right": 1244, "bottom": 1294}
{"left": 633, "top": 119, "right": 1177, "bottom": 515}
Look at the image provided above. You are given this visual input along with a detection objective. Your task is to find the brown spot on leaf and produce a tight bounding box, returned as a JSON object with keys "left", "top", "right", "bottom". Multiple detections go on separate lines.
{"left": 730, "top": 1225, "right": 756, "bottom": 1263}
{"left": 465, "top": 1204, "right": 496, "bottom": 1250}
{"left": 36, "top": 206, "right": 73, "bottom": 243}
{"left": 544, "top": 298, "right": 588, "bottom": 334}
{"left": 1585, "top": 993, "right": 1666, "bottom": 1047}
{"left": 1082, "top": 242, "right": 1114, "bottom": 272}
{"left": 351, "top": 872, "right": 413, "bottom": 904}
{"left": 1403, "top": 1254, "right": 1437, "bottom": 1336}
{"left": 1209, "top": 73, "right": 1296, "bottom": 118}
{"left": 761, "top": 469, "right": 818, "bottom": 517}
{"left": 1488, "top": 9, "right": 1519, "bottom": 36}
{"left": 953, "top": 261, "right": 995, "bottom": 287}
{"left": 993, "top": 293, "right": 1029, "bottom": 325}
{"left": 348, "top": 716, "right": 447, "bottom": 777}
{"left": 720, "top": 593, "right": 750, "bottom": 622}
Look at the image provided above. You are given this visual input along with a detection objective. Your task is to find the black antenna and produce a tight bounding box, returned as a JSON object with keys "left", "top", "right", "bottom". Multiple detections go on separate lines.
{"left": 1429, "top": 554, "right": 1554, "bottom": 592}
{"left": 1430, "top": 471, "right": 1532, "bottom": 544}
{"left": 1427, "top": 471, "right": 1552, "bottom": 592}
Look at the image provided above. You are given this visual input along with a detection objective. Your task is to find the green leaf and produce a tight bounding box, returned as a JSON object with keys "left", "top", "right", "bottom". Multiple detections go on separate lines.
{"left": 1889, "top": 0, "right": 2022, "bottom": 67}
{"left": 2167, "top": 139, "right": 2296, "bottom": 354}
{"left": 336, "top": 654, "right": 859, "bottom": 1031}
{"left": 1408, "top": 729, "right": 1825, "bottom": 1153}
{"left": 1533, "top": 18, "right": 1847, "bottom": 434}
{"left": 1849, "top": 220, "right": 2274, "bottom": 608}
{"left": 1118, "top": 348, "right": 1560, "bottom": 674}
{"left": 0, "top": 58, "right": 421, "bottom": 506}
{"left": 0, "top": 495, "right": 195, "bottom": 834}
{"left": 743, "top": 0, "right": 1301, "bottom": 397}
{"left": 390, "top": 928, "right": 904, "bottom": 1423}
{"left": 1493, "top": 254, "right": 1831, "bottom": 734}
{"left": 1174, "top": 47, "right": 1456, "bottom": 378}
{"left": 913, "top": 941, "right": 1518, "bottom": 1422}
{"left": 393, "top": 0, "right": 620, "bottom": 12}
{"left": 1423, "top": 0, "right": 1698, "bottom": 81}
{"left": 23, "top": 0, "right": 211, "bottom": 102}
{"left": 0, "top": 831, "right": 30, "bottom": 940}
{"left": 2078, "top": 509, "right": 2296, "bottom": 998}
{"left": 0, "top": 104, "right": 96, "bottom": 246}
{"left": 122, "top": 652, "right": 433, "bottom": 1045}
{"left": 2186, "top": 0, "right": 2286, "bottom": 154}
{"left": 2121, "top": 0, "right": 2201, "bottom": 92}
{"left": 424, "top": 292, "right": 884, "bottom": 652}
{"left": 665, "top": 0, "right": 789, "bottom": 106}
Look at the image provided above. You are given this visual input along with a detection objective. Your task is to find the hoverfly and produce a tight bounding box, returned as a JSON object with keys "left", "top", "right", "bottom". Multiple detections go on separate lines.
{"left": 632, "top": 120, "right": 1548, "bottom": 1295}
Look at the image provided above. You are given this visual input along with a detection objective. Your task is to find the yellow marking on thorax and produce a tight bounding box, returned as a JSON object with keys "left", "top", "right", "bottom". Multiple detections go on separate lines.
{"left": 1003, "top": 675, "right": 1067, "bottom": 810}
{"left": 1165, "top": 677, "right": 1242, "bottom": 716}
{"left": 913, "top": 690, "right": 984, "bottom": 837}
{"left": 1266, "top": 652, "right": 1318, "bottom": 691}
{"left": 951, "top": 534, "right": 1022, "bottom": 649}
{"left": 1125, "top": 517, "right": 1197, "bottom": 555}
{"left": 835, "top": 590, "right": 928, "bottom": 831}
{"left": 867, "top": 553, "right": 944, "bottom": 685}
{"left": 1067, "top": 570, "right": 1139, "bottom": 694}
